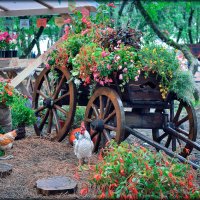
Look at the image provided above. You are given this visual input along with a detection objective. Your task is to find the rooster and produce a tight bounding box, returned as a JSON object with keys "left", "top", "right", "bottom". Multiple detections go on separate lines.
{"left": 73, "top": 121, "right": 94, "bottom": 168}
{"left": 0, "top": 130, "right": 17, "bottom": 151}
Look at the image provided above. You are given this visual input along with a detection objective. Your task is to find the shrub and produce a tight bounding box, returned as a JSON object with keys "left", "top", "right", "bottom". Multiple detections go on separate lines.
{"left": 11, "top": 95, "right": 36, "bottom": 128}
{"left": 90, "top": 140, "right": 200, "bottom": 199}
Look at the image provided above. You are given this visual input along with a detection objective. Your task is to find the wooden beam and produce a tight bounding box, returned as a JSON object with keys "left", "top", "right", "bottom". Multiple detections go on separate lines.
{"left": 34, "top": 0, "right": 54, "bottom": 9}
{"left": 10, "top": 38, "right": 63, "bottom": 88}
{"left": 0, "top": 5, "right": 9, "bottom": 11}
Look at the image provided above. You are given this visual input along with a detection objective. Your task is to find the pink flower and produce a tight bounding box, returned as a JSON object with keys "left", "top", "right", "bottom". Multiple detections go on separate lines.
{"left": 82, "top": 17, "right": 87, "bottom": 24}
{"left": 123, "top": 68, "right": 128, "bottom": 73}
{"left": 102, "top": 51, "right": 108, "bottom": 57}
{"left": 135, "top": 75, "right": 139, "bottom": 81}
{"left": 118, "top": 65, "right": 122, "bottom": 70}
{"left": 108, "top": 3, "right": 116, "bottom": 8}
{"left": 119, "top": 74, "right": 123, "bottom": 80}
{"left": 107, "top": 64, "right": 111, "bottom": 70}
{"left": 46, "top": 64, "right": 50, "bottom": 69}
{"left": 81, "top": 29, "right": 89, "bottom": 36}
{"left": 117, "top": 40, "right": 121, "bottom": 44}
{"left": 64, "top": 18, "right": 71, "bottom": 24}
{"left": 99, "top": 80, "right": 104, "bottom": 86}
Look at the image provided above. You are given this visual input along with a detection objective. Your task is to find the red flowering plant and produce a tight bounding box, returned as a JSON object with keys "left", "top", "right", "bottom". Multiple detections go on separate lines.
{"left": 89, "top": 140, "right": 200, "bottom": 199}
{"left": 0, "top": 31, "right": 18, "bottom": 50}
{"left": 0, "top": 78, "right": 17, "bottom": 107}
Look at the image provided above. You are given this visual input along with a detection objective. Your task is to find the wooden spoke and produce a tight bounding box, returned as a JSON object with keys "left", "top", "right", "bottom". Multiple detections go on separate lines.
{"left": 44, "top": 74, "right": 51, "bottom": 95}
{"left": 35, "top": 106, "right": 46, "bottom": 114}
{"left": 37, "top": 90, "right": 48, "bottom": 99}
{"left": 52, "top": 109, "right": 60, "bottom": 132}
{"left": 157, "top": 132, "right": 168, "bottom": 143}
{"left": 176, "top": 115, "right": 189, "bottom": 127}
{"left": 173, "top": 103, "right": 183, "bottom": 123}
{"left": 85, "top": 118, "right": 93, "bottom": 123}
{"left": 54, "top": 92, "right": 69, "bottom": 103}
{"left": 175, "top": 127, "right": 189, "bottom": 137}
{"left": 103, "top": 98, "right": 111, "bottom": 118}
{"left": 47, "top": 109, "right": 53, "bottom": 133}
{"left": 92, "top": 104, "right": 99, "bottom": 118}
{"left": 172, "top": 137, "right": 176, "bottom": 151}
{"left": 99, "top": 95, "right": 104, "bottom": 119}
{"left": 90, "top": 130, "right": 98, "bottom": 139}
{"left": 39, "top": 109, "right": 49, "bottom": 130}
{"left": 53, "top": 75, "right": 65, "bottom": 99}
{"left": 104, "top": 110, "right": 116, "bottom": 123}
{"left": 103, "top": 129, "right": 111, "bottom": 141}
{"left": 54, "top": 104, "right": 67, "bottom": 115}
{"left": 93, "top": 133, "right": 101, "bottom": 152}
{"left": 165, "top": 135, "right": 172, "bottom": 148}
{"left": 104, "top": 124, "right": 117, "bottom": 131}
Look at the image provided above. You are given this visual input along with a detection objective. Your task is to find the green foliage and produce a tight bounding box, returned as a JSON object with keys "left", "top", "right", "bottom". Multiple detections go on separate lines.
{"left": 71, "top": 106, "right": 85, "bottom": 129}
{"left": 90, "top": 140, "right": 200, "bottom": 199}
{"left": 11, "top": 95, "right": 36, "bottom": 128}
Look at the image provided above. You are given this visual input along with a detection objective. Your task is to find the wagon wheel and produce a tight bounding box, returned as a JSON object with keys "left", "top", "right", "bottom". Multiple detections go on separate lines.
{"left": 85, "top": 87, "right": 125, "bottom": 152}
{"left": 32, "top": 66, "right": 76, "bottom": 141}
{"left": 152, "top": 98, "right": 197, "bottom": 157}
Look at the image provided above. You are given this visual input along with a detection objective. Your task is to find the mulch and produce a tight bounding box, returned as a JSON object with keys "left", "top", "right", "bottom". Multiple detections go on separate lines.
{"left": 0, "top": 127, "right": 98, "bottom": 199}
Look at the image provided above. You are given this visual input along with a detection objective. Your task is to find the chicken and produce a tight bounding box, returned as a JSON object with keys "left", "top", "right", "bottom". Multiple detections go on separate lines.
{"left": 0, "top": 130, "right": 17, "bottom": 151}
{"left": 73, "top": 121, "right": 94, "bottom": 168}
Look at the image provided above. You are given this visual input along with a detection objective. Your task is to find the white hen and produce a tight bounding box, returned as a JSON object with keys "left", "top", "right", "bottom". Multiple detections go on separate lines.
{"left": 73, "top": 121, "right": 94, "bottom": 167}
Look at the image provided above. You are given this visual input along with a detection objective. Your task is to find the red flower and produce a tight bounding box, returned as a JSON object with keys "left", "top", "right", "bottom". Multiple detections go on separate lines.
{"left": 145, "top": 163, "right": 152, "bottom": 170}
{"left": 80, "top": 185, "right": 88, "bottom": 196}
{"left": 94, "top": 174, "right": 101, "bottom": 181}
{"left": 98, "top": 150, "right": 103, "bottom": 160}
{"left": 82, "top": 17, "right": 88, "bottom": 24}
{"left": 108, "top": 3, "right": 116, "bottom": 8}
{"left": 120, "top": 169, "right": 125, "bottom": 176}
{"left": 99, "top": 191, "right": 106, "bottom": 199}
{"left": 168, "top": 172, "right": 173, "bottom": 178}
{"left": 64, "top": 18, "right": 71, "bottom": 24}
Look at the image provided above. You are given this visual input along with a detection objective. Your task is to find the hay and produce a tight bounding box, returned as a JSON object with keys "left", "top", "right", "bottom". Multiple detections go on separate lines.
{"left": 0, "top": 126, "right": 98, "bottom": 199}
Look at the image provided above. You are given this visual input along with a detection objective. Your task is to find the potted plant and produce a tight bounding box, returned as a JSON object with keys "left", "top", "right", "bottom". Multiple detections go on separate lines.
{"left": 0, "top": 78, "right": 16, "bottom": 132}
{"left": 11, "top": 95, "right": 36, "bottom": 140}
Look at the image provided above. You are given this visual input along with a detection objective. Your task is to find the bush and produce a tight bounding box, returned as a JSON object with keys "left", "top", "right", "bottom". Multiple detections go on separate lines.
{"left": 11, "top": 95, "right": 36, "bottom": 128}
{"left": 90, "top": 140, "right": 200, "bottom": 199}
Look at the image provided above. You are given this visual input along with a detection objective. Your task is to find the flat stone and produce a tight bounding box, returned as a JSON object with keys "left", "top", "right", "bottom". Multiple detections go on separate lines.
{"left": 36, "top": 176, "right": 77, "bottom": 196}
{"left": 0, "top": 163, "right": 12, "bottom": 178}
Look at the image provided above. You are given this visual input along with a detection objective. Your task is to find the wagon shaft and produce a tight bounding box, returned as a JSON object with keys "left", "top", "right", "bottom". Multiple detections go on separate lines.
{"left": 124, "top": 125, "right": 200, "bottom": 170}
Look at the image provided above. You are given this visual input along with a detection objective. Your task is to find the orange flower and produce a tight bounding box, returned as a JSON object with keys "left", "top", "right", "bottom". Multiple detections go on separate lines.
{"left": 145, "top": 163, "right": 152, "bottom": 170}
{"left": 7, "top": 90, "right": 13, "bottom": 96}
{"left": 99, "top": 191, "right": 106, "bottom": 199}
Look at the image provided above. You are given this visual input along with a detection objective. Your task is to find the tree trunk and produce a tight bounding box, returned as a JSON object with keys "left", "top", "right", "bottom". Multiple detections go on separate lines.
{"left": 188, "top": 8, "right": 194, "bottom": 44}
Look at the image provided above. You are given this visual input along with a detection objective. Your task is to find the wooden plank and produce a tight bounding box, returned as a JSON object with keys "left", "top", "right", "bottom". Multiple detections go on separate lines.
{"left": 10, "top": 38, "right": 62, "bottom": 88}
{"left": 0, "top": 58, "right": 33, "bottom": 69}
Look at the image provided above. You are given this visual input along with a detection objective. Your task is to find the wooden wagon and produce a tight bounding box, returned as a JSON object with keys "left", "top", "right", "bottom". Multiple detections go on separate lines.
{"left": 32, "top": 63, "right": 200, "bottom": 169}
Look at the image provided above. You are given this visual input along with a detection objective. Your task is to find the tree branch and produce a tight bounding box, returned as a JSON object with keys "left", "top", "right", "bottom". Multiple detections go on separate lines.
{"left": 188, "top": 8, "right": 194, "bottom": 44}
{"left": 20, "top": 16, "right": 52, "bottom": 58}
{"left": 134, "top": 0, "right": 199, "bottom": 75}
{"left": 117, "top": 0, "right": 128, "bottom": 28}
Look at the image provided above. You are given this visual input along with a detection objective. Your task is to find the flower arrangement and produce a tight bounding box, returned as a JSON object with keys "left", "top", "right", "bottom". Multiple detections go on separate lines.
{"left": 89, "top": 140, "right": 200, "bottom": 199}
{"left": 0, "top": 31, "right": 18, "bottom": 50}
{"left": 45, "top": 4, "right": 195, "bottom": 103}
{"left": 0, "top": 78, "right": 16, "bottom": 107}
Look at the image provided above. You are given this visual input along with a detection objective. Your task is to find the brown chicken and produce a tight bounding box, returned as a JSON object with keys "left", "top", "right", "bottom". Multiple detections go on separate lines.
{"left": 0, "top": 130, "right": 17, "bottom": 151}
